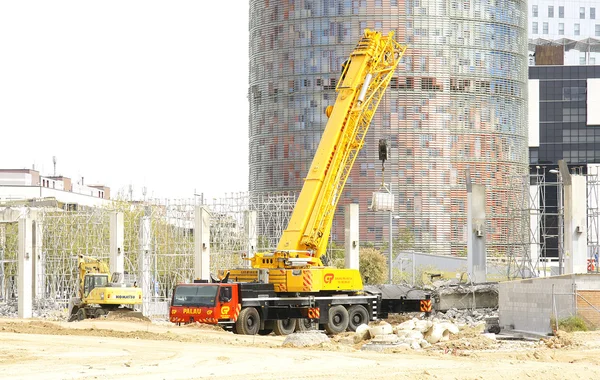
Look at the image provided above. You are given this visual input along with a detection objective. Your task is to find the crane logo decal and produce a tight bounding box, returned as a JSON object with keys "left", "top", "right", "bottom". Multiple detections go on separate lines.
{"left": 323, "top": 273, "right": 335, "bottom": 284}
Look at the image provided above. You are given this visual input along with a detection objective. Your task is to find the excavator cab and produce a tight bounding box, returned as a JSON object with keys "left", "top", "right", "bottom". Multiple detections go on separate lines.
{"left": 83, "top": 274, "right": 109, "bottom": 297}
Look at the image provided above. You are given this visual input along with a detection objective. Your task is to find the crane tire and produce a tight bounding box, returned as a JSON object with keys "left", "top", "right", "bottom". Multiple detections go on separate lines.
{"left": 273, "top": 318, "right": 297, "bottom": 336}
{"left": 235, "top": 307, "right": 260, "bottom": 335}
{"left": 295, "top": 318, "right": 317, "bottom": 332}
{"left": 325, "top": 305, "right": 349, "bottom": 335}
{"left": 347, "top": 305, "right": 369, "bottom": 332}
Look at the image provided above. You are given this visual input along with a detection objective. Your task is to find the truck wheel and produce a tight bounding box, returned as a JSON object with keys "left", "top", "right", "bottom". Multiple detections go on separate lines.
{"left": 273, "top": 318, "right": 296, "bottom": 335}
{"left": 235, "top": 307, "right": 260, "bottom": 335}
{"left": 258, "top": 328, "right": 273, "bottom": 335}
{"left": 347, "top": 305, "right": 369, "bottom": 332}
{"left": 295, "top": 318, "right": 317, "bottom": 332}
{"left": 325, "top": 305, "right": 349, "bottom": 335}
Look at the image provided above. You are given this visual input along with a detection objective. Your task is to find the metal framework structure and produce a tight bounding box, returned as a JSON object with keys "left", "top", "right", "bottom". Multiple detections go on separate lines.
{"left": 506, "top": 165, "right": 600, "bottom": 279}
{"left": 587, "top": 166, "right": 600, "bottom": 265}
{"left": 0, "top": 192, "right": 300, "bottom": 316}
{"left": 505, "top": 168, "right": 549, "bottom": 279}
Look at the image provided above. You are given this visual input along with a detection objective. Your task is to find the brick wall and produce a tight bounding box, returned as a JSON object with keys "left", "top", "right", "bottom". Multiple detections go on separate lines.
{"left": 577, "top": 290, "right": 600, "bottom": 328}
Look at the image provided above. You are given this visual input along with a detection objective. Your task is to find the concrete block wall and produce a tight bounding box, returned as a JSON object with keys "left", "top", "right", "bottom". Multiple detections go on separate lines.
{"left": 573, "top": 274, "right": 600, "bottom": 290}
{"left": 499, "top": 276, "right": 575, "bottom": 335}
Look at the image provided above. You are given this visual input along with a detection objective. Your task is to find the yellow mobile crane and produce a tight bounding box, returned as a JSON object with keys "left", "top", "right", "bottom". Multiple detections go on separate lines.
{"left": 224, "top": 29, "right": 406, "bottom": 293}
{"left": 170, "top": 30, "right": 430, "bottom": 335}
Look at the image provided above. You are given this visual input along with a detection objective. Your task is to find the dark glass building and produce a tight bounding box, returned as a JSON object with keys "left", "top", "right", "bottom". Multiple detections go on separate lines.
{"left": 529, "top": 64, "right": 600, "bottom": 259}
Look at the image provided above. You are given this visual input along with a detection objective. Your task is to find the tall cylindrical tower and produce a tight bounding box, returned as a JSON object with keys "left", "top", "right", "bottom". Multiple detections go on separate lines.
{"left": 249, "top": 0, "right": 528, "bottom": 256}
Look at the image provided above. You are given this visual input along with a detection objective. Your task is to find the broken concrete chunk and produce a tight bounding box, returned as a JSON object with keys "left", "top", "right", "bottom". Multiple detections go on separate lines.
{"left": 354, "top": 324, "right": 371, "bottom": 344}
{"left": 369, "top": 321, "right": 393, "bottom": 338}
{"left": 282, "top": 332, "right": 330, "bottom": 347}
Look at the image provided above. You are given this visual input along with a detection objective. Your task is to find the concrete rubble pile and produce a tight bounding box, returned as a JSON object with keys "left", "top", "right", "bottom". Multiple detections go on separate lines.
{"left": 282, "top": 330, "right": 331, "bottom": 347}
{"left": 427, "top": 307, "right": 498, "bottom": 328}
{"left": 426, "top": 280, "right": 499, "bottom": 311}
{"left": 0, "top": 300, "right": 67, "bottom": 321}
{"left": 358, "top": 319, "right": 463, "bottom": 351}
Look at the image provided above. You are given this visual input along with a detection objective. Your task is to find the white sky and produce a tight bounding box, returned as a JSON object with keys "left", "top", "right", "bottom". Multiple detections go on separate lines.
{"left": 0, "top": 1, "right": 250, "bottom": 201}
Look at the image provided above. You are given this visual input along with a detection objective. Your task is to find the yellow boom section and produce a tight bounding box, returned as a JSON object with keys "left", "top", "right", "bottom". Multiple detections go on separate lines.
{"left": 251, "top": 29, "right": 405, "bottom": 269}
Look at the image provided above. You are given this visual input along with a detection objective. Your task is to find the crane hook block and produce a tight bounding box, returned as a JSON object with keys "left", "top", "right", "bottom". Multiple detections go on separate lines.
{"left": 325, "top": 105, "right": 334, "bottom": 118}
{"left": 378, "top": 139, "right": 389, "bottom": 162}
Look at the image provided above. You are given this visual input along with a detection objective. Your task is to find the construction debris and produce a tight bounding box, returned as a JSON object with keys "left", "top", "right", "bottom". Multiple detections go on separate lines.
{"left": 358, "top": 318, "right": 456, "bottom": 351}
{"left": 0, "top": 300, "right": 67, "bottom": 321}
{"left": 427, "top": 281, "right": 499, "bottom": 311}
{"left": 282, "top": 331, "right": 331, "bottom": 348}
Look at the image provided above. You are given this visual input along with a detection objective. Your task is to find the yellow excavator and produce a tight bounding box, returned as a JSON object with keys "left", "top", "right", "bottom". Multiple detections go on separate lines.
{"left": 68, "top": 254, "right": 143, "bottom": 321}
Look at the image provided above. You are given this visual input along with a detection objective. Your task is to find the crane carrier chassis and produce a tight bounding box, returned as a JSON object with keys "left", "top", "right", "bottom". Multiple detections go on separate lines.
{"left": 169, "top": 281, "right": 431, "bottom": 335}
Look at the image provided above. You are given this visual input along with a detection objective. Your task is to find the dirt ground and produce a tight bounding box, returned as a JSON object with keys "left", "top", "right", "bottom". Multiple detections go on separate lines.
{"left": 1, "top": 316, "right": 600, "bottom": 380}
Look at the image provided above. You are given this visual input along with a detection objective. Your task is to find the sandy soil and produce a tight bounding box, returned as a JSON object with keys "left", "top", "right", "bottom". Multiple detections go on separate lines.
{"left": 1, "top": 316, "right": 600, "bottom": 380}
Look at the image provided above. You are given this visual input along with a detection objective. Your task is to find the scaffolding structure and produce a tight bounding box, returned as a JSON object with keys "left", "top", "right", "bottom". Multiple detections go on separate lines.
{"left": 506, "top": 165, "right": 600, "bottom": 279}
{"left": 505, "top": 168, "right": 549, "bottom": 279}
{"left": 0, "top": 192, "right": 300, "bottom": 317}
{"left": 0, "top": 222, "right": 18, "bottom": 301}
{"left": 587, "top": 166, "right": 600, "bottom": 265}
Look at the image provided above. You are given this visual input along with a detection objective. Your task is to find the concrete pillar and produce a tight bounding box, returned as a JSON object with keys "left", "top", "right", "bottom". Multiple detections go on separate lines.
{"left": 139, "top": 215, "right": 151, "bottom": 314}
{"left": 467, "top": 176, "right": 486, "bottom": 283}
{"left": 344, "top": 204, "right": 359, "bottom": 270}
{"left": 529, "top": 184, "right": 541, "bottom": 273}
{"left": 194, "top": 206, "right": 210, "bottom": 280}
{"left": 1, "top": 223, "right": 6, "bottom": 300}
{"left": 109, "top": 212, "right": 125, "bottom": 282}
{"left": 564, "top": 175, "right": 588, "bottom": 274}
{"left": 244, "top": 210, "right": 257, "bottom": 268}
{"left": 18, "top": 217, "right": 33, "bottom": 318}
{"left": 32, "top": 220, "right": 45, "bottom": 299}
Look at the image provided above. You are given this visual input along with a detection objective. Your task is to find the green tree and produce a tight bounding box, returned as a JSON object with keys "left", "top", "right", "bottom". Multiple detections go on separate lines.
{"left": 359, "top": 247, "right": 387, "bottom": 285}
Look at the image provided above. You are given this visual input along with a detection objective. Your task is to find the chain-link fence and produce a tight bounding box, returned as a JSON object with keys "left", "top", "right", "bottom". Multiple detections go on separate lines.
{"left": 0, "top": 192, "right": 302, "bottom": 319}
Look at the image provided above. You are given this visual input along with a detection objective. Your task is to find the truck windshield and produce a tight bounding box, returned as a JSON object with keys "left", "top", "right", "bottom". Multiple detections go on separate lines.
{"left": 172, "top": 285, "right": 219, "bottom": 307}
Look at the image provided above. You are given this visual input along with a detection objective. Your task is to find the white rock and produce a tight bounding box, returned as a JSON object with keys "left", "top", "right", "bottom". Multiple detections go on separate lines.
{"left": 419, "top": 339, "right": 431, "bottom": 348}
{"left": 414, "top": 320, "right": 433, "bottom": 333}
{"left": 369, "top": 322, "right": 393, "bottom": 338}
{"left": 397, "top": 319, "right": 416, "bottom": 331}
{"left": 283, "top": 332, "right": 330, "bottom": 347}
{"left": 424, "top": 324, "right": 450, "bottom": 344}
{"left": 406, "top": 330, "right": 424, "bottom": 340}
{"left": 354, "top": 324, "right": 371, "bottom": 343}
{"left": 482, "top": 333, "right": 497, "bottom": 340}
{"left": 356, "top": 323, "right": 370, "bottom": 335}
{"left": 410, "top": 340, "right": 422, "bottom": 350}
{"left": 371, "top": 334, "right": 400, "bottom": 344}
{"left": 438, "top": 322, "right": 459, "bottom": 335}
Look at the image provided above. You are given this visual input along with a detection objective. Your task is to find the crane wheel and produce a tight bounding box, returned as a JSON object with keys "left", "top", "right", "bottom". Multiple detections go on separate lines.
{"left": 324, "top": 305, "right": 349, "bottom": 334}
{"left": 295, "top": 318, "right": 317, "bottom": 332}
{"left": 235, "top": 307, "right": 260, "bottom": 335}
{"left": 347, "top": 305, "right": 369, "bottom": 332}
{"left": 258, "top": 328, "right": 273, "bottom": 335}
{"left": 273, "top": 318, "right": 297, "bottom": 335}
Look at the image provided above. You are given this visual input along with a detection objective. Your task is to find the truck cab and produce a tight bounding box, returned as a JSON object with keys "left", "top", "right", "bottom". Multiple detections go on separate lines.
{"left": 170, "top": 283, "right": 239, "bottom": 325}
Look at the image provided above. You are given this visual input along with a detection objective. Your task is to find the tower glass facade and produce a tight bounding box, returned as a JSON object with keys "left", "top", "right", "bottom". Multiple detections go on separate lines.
{"left": 249, "top": 0, "right": 529, "bottom": 255}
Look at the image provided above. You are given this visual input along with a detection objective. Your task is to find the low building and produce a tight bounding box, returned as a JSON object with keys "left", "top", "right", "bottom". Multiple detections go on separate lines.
{"left": 0, "top": 169, "right": 111, "bottom": 209}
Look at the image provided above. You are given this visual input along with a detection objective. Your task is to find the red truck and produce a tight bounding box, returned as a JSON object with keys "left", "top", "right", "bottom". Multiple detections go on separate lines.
{"left": 169, "top": 280, "right": 431, "bottom": 335}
